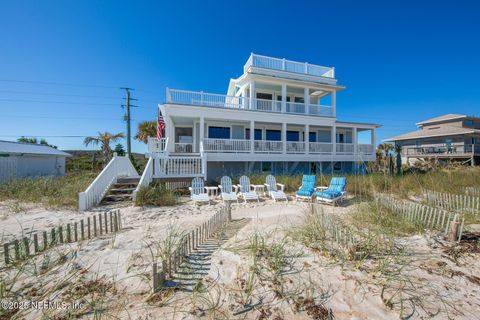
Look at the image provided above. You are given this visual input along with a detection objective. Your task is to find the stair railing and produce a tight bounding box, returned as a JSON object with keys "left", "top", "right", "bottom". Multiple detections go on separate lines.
{"left": 79, "top": 154, "right": 138, "bottom": 211}
{"left": 132, "top": 156, "right": 154, "bottom": 201}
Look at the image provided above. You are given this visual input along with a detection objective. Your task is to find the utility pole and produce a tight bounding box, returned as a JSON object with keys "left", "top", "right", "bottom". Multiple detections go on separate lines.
{"left": 120, "top": 87, "right": 137, "bottom": 157}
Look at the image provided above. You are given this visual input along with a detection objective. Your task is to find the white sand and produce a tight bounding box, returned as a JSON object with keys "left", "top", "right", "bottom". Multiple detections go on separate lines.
{"left": 1, "top": 197, "right": 479, "bottom": 319}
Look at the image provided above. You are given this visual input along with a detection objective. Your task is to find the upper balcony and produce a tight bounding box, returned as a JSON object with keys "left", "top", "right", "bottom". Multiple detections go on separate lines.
{"left": 244, "top": 53, "right": 336, "bottom": 85}
{"left": 166, "top": 88, "right": 334, "bottom": 118}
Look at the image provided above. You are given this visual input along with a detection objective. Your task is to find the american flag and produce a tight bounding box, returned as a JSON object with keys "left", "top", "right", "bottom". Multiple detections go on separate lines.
{"left": 157, "top": 109, "right": 165, "bottom": 139}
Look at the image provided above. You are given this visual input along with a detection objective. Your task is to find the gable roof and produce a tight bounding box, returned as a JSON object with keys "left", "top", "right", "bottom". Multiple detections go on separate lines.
{"left": 416, "top": 113, "right": 467, "bottom": 126}
{"left": 0, "top": 140, "right": 71, "bottom": 157}
{"left": 384, "top": 125, "right": 480, "bottom": 142}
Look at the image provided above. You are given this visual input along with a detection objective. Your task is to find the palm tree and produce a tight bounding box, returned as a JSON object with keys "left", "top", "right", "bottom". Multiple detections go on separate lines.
{"left": 376, "top": 143, "right": 394, "bottom": 172}
{"left": 395, "top": 144, "right": 403, "bottom": 175}
{"left": 135, "top": 121, "right": 157, "bottom": 144}
{"left": 84, "top": 132, "right": 125, "bottom": 165}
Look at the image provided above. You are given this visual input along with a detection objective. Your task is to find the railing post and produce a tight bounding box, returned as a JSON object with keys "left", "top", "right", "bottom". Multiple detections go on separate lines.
{"left": 79, "top": 192, "right": 86, "bottom": 212}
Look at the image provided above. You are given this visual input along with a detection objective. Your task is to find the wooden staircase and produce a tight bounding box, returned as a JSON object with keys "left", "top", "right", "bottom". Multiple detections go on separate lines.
{"left": 101, "top": 176, "right": 140, "bottom": 205}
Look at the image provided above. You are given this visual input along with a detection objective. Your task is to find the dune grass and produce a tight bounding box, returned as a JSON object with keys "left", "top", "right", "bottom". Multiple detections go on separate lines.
{"left": 134, "top": 184, "right": 178, "bottom": 207}
{"left": 0, "top": 173, "right": 96, "bottom": 209}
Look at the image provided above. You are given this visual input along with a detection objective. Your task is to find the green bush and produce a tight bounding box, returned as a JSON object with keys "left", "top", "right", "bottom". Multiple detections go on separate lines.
{"left": 134, "top": 184, "right": 178, "bottom": 206}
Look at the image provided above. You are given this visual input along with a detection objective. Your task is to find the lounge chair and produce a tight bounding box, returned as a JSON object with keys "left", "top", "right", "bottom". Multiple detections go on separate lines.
{"left": 264, "top": 175, "right": 288, "bottom": 202}
{"left": 218, "top": 176, "right": 238, "bottom": 203}
{"left": 238, "top": 176, "right": 259, "bottom": 203}
{"left": 296, "top": 175, "right": 316, "bottom": 201}
{"left": 188, "top": 177, "right": 210, "bottom": 205}
{"left": 315, "top": 177, "right": 347, "bottom": 205}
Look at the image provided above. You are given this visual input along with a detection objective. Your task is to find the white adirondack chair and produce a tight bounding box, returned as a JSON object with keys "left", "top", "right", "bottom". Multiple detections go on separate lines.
{"left": 218, "top": 176, "right": 238, "bottom": 203}
{"left": 188, "top": 177, "right": 210, "bottom": 205}
{"left": 238, "top": 176, "right": 259, "bottom": 203}
{"left": 264, "top": 175, "right": 288, "bottom": 202}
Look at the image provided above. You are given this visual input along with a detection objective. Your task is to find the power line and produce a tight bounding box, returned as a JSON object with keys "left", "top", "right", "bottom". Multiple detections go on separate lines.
{"left": 0, "top": 79, "right": 120, "bottom": 89}
{"left": 0, "top": 98, "right": 126, "bottom": 107}
{"left": 1, "top": 114, "right": 136, "bottom": 121}
{"left": 0, "top": 89, "right": 122, "bottom": 100}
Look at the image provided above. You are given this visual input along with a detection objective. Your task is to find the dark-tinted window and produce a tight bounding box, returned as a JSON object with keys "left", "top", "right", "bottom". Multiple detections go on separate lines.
{"left": 262, "top": 162, "right": 272, "bottom": 172}
{"left": 287, "top": 130, "right": 300, "bottom": 141}
{"left": 464, "top": 120, "right": 474, "bottom": 127}
{"left": 266, "top": 130, "right": 281, "bottom": 141}
{"left": 256, "top": 92, "right": 273, "bottom": 100}
{"left": 245, "top": 128, "right": 262, "bottom": 140}
{"left": 294, "top": 97, "right": 305, "bottom": 103}
{"left": 208, "top": 126, "right": 230, "bottom": 139}
{"left": 309, "top": 132, "right": 317, "bottom": 142}
{"left": 333, "top": 162, "right": 342, "bottom": 171}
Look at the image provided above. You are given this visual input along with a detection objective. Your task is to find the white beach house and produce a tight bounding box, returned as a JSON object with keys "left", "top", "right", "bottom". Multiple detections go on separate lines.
{"left": 147, "top": 54, "right": 380, "bottom": 181}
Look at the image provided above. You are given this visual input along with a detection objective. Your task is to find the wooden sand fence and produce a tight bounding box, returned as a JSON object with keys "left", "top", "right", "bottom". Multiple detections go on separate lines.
{"left": 152, "top": 203, "right": 232, "bottom": 292}
{"left": 423, "top": 189, "right": 480, "bottom": 214}
{"left": 376, "top": 193, "right": 464, "bottom": 241}
{"left": 465, "top": 187, "right": 480, "bottom": 198}
{"left": 1, "top": 209, "right": 122, "bottom": 266}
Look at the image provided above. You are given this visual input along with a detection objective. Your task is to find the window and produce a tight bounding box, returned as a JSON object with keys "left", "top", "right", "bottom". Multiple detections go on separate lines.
{"left": 256, "top": 92, "right": 273, "bottom": 100}
{"left": 337, "top": 133, "right": 345, "bottom": 143}
{"left": 309, "top": 132, "right": 317, "bottom": 142}
{"left": 472, "top": 137, "right": 478, "bottom": 145}
{"left": 245, "top": 128, "right": 262, "bottom": 140}
{"left": 276, "top": 95, "right": 291, "bottom": 102}
{"left": 266, "top": 129, "right": 281, "bottom": 141}
{"left": 294, "top": 97, "right": 305, "bottom": 103}
{"left": 333, "top": 162, "right": 342, "bottom": 172}
{"left": 287, "top": 131, "right": 300, "bottom": 141}
{"left": 262, "top": 162, "right": 272, "bottom": 172}
{"left": 208, "top": 126, "right": 230, "bottom": 139}
{"left": 175, "top": 127, "right": 193, "bottom": 143}
{"left": 464, "top": 120, "right": 474, "bottom": 127}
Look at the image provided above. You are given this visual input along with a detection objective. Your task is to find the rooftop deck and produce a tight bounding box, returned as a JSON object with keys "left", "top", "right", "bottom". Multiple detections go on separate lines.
{"left": 166, "top": 89, "right": 334, "bottom": 117}
{"left": 244, "top": 53, "right": 335, "bottom": 79}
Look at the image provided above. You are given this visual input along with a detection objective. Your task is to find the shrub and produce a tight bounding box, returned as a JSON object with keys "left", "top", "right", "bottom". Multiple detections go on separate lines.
{"left": 134, "top": 184, "right": 178, "bottom": 206}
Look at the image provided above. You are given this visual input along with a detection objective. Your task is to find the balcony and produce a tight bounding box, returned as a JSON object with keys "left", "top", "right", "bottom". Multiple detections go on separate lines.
{"left": 244, "top": 53, "right": 335, "bottom": 79}
{"left": 203, "top": 138, "right": 250, "bottom": 153}
{"left": 404, "top": 144, "right": 480, "bottom": 157}
{"left": 166, "top": 89, "right": 333, "bottom": 117}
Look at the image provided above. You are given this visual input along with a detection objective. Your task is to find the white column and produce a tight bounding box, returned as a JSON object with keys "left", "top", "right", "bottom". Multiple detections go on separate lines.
{"left": 353, "top": 127, "right": 357, "bottom": 156}
{"left": 331, "top": 90, "right": 336, "bottom": 118}
{"left": 166, "top": 116, "right": 175, "bottom": 153}
{"left": 304, "top": 88, "right": 310, "bottom": 115}
{"left": 281, "top": 84, "right": 287, "bottom": 113}
{"left": 305, "top": 124, "right": 309, "bottom": 154}
{"left": 249, "top": 81, "right": 255, "bottom": 110}
{"left": 372, "top": 128, "right": 377, "bottom": 155}
{"left": 332, "top": 126, "right": 336, "bottom": 155}
{"left": 250, "top": 120, "right": 254, "bottom": 154}
{"left": 199, "top": 116, "right": 205, "bottom": 151}
{"left": 282, "top": 122, "right": 287, "bottom": 154}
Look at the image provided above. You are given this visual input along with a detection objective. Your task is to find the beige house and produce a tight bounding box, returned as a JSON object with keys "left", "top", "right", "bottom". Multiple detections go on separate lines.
{"left": 384, "top": 114, "right": 480, "bottom": 166}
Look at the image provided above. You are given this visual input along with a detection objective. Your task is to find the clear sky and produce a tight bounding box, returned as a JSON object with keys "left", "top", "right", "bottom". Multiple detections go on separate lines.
{"left": 1, "top": 0, "right": 479, "bottom": 152}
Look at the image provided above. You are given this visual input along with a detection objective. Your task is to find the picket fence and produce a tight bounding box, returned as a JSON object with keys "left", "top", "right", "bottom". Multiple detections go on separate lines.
{"left": 465, "top": 187, "right": 480, "bottom": 198}
{"left": 2, "top": 209, "right": 122, "bottom": 265}
{"left": 423, "top": 189, "right": 480, "bottom": 214}
{"left": 376, "top": 193, "right": 464, "bottom": 241}
{"left": 152, "top": 203, "right": 232, "bottom": 292}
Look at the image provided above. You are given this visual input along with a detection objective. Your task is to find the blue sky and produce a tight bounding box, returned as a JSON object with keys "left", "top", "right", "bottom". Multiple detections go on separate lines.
{"left": 1, "top": 0, "right": 479, "bottom": 152}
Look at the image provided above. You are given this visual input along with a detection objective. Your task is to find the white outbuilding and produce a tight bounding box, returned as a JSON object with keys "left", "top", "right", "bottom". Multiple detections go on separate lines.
{"left": 0, "top": 140, "right": 72, "bottom": 183}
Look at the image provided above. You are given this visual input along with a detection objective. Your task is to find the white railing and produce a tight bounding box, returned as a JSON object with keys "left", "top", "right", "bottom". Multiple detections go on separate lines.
{"left": 358, "top": 144, "right": 375, "bottom": 155}
{"left": 148, "top": 137, "right": 168, "bottom": 154}
{"left": 245, "top": 53, "right": 335, "bottom": 79}
{"left": 254, "top": 141, "right": 283, "bottom": 153}
{"left": 203, "top": 138, "right": 251, "bottom": 153}
{"left": 78, "top": 155, "right": 139, "bottom": 211}
{"left": 286, "top": 141, "right": 305, "bottom": 153}
{"left": 336, "top": 143, "right": 354, "bottom": 154}
{"left": 153, "top": 156, "right": 204, "bottom": 177}
{"left": 132, "top": 156, "right": 153, "bottom": 201}
{"left": 167, "top": 89, "right": 249, "bottom": 109}
{"left": 166, "top": 89, "right": 333, "bottom": 118}
{"left": 174, "top": 143, "right": 193, "bottom": 153}
{"left": 286, "top": 102, "right": 306, "bottom": 114}
{"left": 309, "top": 142, "right": 333, "bottom": 154}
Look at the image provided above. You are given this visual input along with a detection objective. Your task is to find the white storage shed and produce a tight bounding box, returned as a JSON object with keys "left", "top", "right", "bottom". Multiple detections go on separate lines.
{"left": 0, "top": 140, "right": 71, "bottom": 183}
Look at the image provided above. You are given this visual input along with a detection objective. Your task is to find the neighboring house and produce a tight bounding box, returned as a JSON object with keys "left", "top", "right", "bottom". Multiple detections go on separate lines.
{"left": 0, "top": 140, "right": 72, "bottom": 182}
{"left": 384, "top": 114, "right": 480, "bottom": 166}
{"left": 148, "top": 53, "right": 381, "bottom": 180}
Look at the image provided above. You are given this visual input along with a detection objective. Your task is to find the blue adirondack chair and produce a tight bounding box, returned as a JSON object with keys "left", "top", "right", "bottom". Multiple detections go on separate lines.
{"left": 296, "top": 175, "right": 316, "bottom": 201}
{"left": 315, "top": 177, "right": 347, "bottom": 205}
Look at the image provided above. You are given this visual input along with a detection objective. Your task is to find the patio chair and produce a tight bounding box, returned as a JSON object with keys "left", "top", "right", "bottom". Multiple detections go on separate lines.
{"left": 218, "top": 176, "right": 238, "bottom": 203}
{"left": 188, "top": 177, "right": 210, "bottom": 205}
{"left": 264, "top": 175, "right": 288, "bottom": 202}
{"left": 238, "top": 176, "right": 259, "bottom": 203}
{"left": 296, "top": 175, "right": 316, "bottom": 201}
{"left": 315, "top": 177, "right": 347, "bottom": 205}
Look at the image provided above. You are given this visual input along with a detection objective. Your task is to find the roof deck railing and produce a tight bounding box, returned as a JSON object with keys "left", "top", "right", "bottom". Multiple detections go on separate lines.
{"left": 244, "top": 53, "right": 335, "bottom": 79}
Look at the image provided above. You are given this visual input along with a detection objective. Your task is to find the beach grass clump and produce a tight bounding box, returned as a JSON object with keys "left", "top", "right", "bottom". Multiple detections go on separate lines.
{"left": 0, "top": 173, "right": 95, "bottom": 208}
{"left": 134, "top": 184, "right": 178, "bottom": 207}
